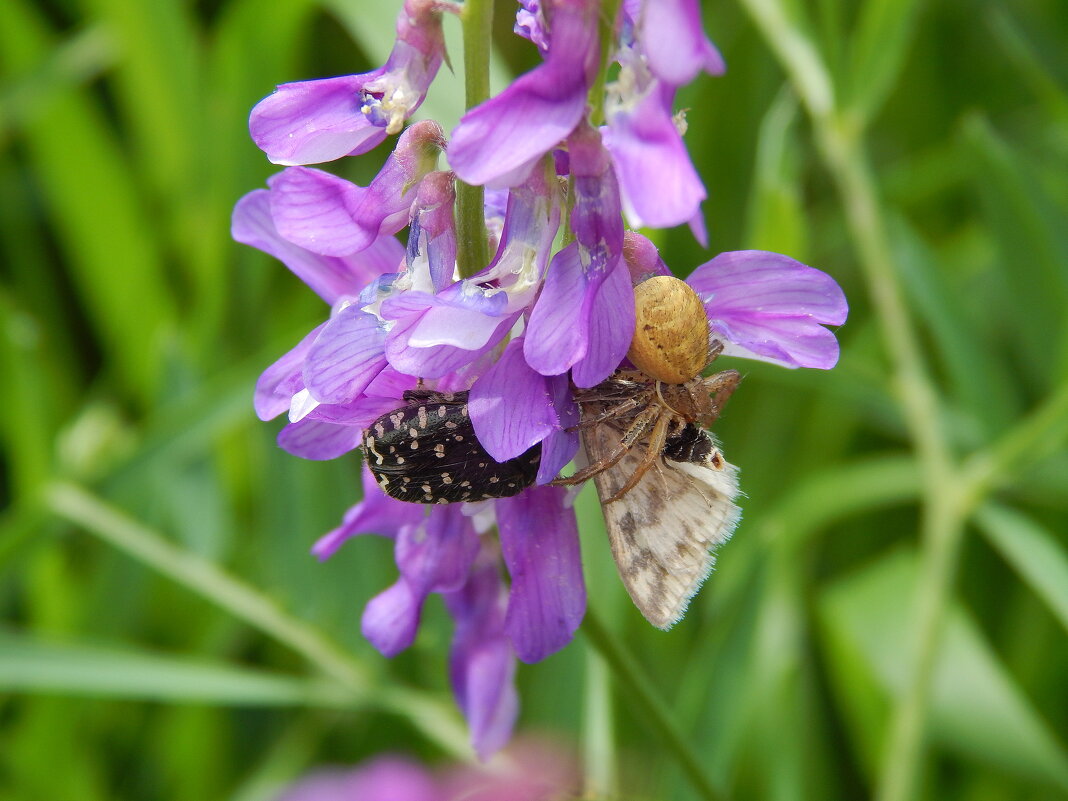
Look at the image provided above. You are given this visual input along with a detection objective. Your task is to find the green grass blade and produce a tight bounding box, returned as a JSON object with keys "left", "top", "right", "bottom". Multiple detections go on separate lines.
{"left": 0, "top": 631, "right": 352, "bottom": 707}
{"left": 975, "top": 504, "right": 1068, "bottom": 636}
{"left": 0, "top": 0, "right": 176, "bottom": 403}
{"left": 820, "top": 547, "right": 1068, "bottom": 792}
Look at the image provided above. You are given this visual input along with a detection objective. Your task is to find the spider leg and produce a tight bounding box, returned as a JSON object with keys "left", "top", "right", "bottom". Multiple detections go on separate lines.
{"left": 692, "top": 369, "right": 741, "bottom": 425}
{"left": 604, "top": 412, "right": 673, "bottom": 503}
{"left": 551, "top": 406, "right": 660, "bottom": 486}
{"left": 570, "top": 395, "right": 646, "bottom": 430}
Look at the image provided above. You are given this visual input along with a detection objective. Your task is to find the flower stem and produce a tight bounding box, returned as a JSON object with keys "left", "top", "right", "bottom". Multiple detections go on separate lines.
{"left": 581, "top": 607, "right": 728, "bottom": 801}
{"left": 455, "top": 0, "right": 494, "bottom": 279}
{"left": 587, "top": 0, "right": 623, "bottom": 126}
{"left": 582, "top": 647, "right": 616, "bottom": 799}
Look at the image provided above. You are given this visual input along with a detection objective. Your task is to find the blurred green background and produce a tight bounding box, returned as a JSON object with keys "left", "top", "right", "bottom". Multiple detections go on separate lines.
{"left": 2, "top": 0, "right": 1068, "bottom": 799}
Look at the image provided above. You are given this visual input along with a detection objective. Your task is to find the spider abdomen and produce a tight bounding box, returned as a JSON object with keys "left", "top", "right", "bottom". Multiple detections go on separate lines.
{"left": 627, "top": 276, "right": 710, "bottom": 384}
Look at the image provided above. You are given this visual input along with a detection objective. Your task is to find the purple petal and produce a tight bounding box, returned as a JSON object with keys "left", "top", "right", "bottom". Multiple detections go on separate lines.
{"left": 535, "top": 376, "right": 579, "bottom": 484}
{"left": 304, "top": 396, "right": 400, "bottom": 425}
{"left": 568, "top": 123, "right": 624, "bottom": 272}
{"left": 686, "top": 250, "right": 848, "bottom": 369}
{"left": 469, "top": 338, "right": 561, "bottom": 462}
{"left": 622, "top": 231, "right": 672, "bottom": 283}
{"left": 232, "top": 190, "right": 403, "bottom": 304}
{"left": 636, "top": 0, "right": 725, "bottom": 85}
{"left": 248, "top": 2, "right": 447, "bottom": 167}
{"left": 268, "top": 122, "right": 445, "bottom": 257}
{"left": 523, "top": 244, "right": 588, "bottom": 374}
{"left": 571, "top": 258, "right": 634, "bottom": 388}
{"left": 362, "top": 579, "right": 424, "bottom": 657}
{"left": 363, "top": 365, "right": 420, "bottom": 398}
{"left": 383, "top": 291, "right": 516, "bottom": 379}
{"left": 475, "top": 164, "right": 561, "bottom": 310}
{"left": 445, "top": 556, "right": 518, "bottom": 760}
{"left": 249, "top": 74, "right": 388, "bottom": 166}
{"left": 449, "top": 0, "right": 600, "bottom": 187}
{"left": 458, "top": 637, "right": 519, "bottom": 760}
{"left": 514, "top": 1, "right": 549, "bottom": 54}
{"left": 396, "top": 506, "right": 480, "bottom": 596}
{"left": 603, "top": 83, "right": 706, "bottom": 230}
{"left": 497, "top": 486, "right": 585, "bottom": 663}
{"left": 268, "top": 168, "right": 398, "bottom": 257}
{"left": 407, "top": 171, "right": 457, "bottom": 293}
{"left": 304, "top": 307, "right": 388, "bottom": 404}
{"left": 276, "top": 417, "right": 364, "bottom": 460}
{"left": 525, "top": 242, "right": 629, "bottom": 383}
{"left": 254, "top": 323, "right": 323, "bottom": 420}
{"left": 312, "top": 466, "right": 425, "bottom": 560}
{"left": 276, "top": 396, "right": 397, "bottom": 459}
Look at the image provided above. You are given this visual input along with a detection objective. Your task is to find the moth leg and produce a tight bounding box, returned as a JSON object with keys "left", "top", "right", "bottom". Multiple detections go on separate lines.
{"left": 551, "top": 406, "right": 659, "bottom": 486}
{"left": 604, "top": 413, "right": 672, "bottom": 503}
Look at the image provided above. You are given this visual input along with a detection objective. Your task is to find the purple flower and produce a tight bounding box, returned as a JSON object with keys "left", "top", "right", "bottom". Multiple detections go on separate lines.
{"left": 406, "top": 171, "right": 457, "bottom": 292}
{"left": 232, "top": 189, "right": 404, "bottom": 305}
{"left": 238, "top": 0, "right": 850, "bottom": 762}
{"left": 513, "top": 1, "right": 549, "bottom": 54}
{"left": 249, "top": 0, "right": 451, "bottom": 165}
{"left": 687, "top": 249, "right": 848, "bottom": 369}
{"left": 449, "top": 0, "right": 601, "bottom": 187}
{"left": 444, "top": 545, "right": 519, "bottom": 759}
{"left": 524, "top": 126, "right": 633, "bottom": 387}
{"left": 312, "top": 466, "right": 424, "bottom": 560}
{"left": 629, "top": 0, "right": 725, "bottom": 86}
{"left": 268, "top": 121, "right": 446, "bottom": 257}
{"left": 602, "top": 81, "right": 706, "bottom": 234}
{"left": 317, "top": 468, "right": 584, "bottom": 754}
{"left": 363, "top": 504, "right": 480, "bottom": 656}
{"left": 496, "top": 485, "right": 585, "bottom": 663}
{"left": 275, "top": 738, "right": 579, "bottom": 801}
{"left": 468, "top": 337, "right": 578, "bottom": 479}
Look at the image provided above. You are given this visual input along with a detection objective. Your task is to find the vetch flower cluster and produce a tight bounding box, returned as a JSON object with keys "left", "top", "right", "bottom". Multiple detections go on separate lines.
{"left": 235, "top": 0, "right": 848, "bottom": 758}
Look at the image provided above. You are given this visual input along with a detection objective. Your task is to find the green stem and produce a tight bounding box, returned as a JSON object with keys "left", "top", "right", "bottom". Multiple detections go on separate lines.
{"left": 961, "top": 377, "right": 1068, "bottom": 505}
{"left": 44, "top": 481, "right": 470, "bottom": 758}
{"left": 582, "top": 647, "right": 616, "bottom": 799}
{"left": 455, "top": 0, "right": 493, "bottom": 279}
{"left": 587, "top": 0, "right": 623, "bottom": 127}
{"left": 581, "top": 607, "right": 728, "bottom": 801}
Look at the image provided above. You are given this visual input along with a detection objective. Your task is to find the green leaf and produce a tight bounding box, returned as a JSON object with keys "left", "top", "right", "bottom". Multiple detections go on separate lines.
{"left": 976, "top": 504, "right": 1068, "bottom": 636}
{"left": 0, "top": 631, "right": 351, "bottom": 707}
{"left": 819, "top": 547, "right": 1068, "bottom": 791}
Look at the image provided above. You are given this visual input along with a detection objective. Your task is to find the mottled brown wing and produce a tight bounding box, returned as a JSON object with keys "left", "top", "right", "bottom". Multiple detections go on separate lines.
{"left": 584, "top": 424, "right": 741, "bottom": 630}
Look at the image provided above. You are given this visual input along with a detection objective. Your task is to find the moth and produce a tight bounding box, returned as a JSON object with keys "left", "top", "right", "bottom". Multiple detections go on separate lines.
{"left": 364, "top": 390, "right": 541, "bottom": 504}
{"left": 554, "top": 275, "right": 743, "bottom": 629}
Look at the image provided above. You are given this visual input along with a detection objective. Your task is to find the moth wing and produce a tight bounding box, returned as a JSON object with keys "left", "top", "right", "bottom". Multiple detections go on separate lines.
{"left": 585, "top": 425, "right": 741, "bottom": 630}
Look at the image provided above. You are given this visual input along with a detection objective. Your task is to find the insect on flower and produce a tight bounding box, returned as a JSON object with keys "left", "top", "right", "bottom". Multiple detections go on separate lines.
{"left": 554, "top": 275, "right": 742, "bottom": 629}
{"left": 364, "top": 390, "right": 542, "bottom": 504}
